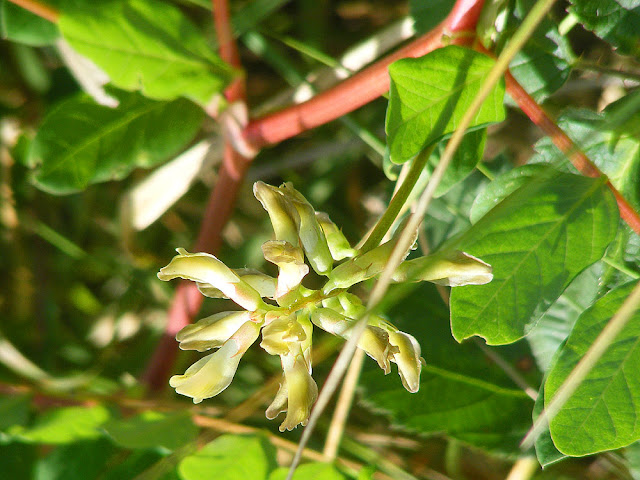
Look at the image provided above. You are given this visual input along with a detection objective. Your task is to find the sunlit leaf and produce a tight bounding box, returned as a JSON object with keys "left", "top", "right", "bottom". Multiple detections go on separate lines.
{"left": 450, "top": 167, "right": 618, "bottom": 345}
{"left": 58, "top": 0, "right": 235, "bottom": 105}
{"left": 29, "top": 91, "right": 203, "bottom": 194}
{"left": 12, "top": 406, "right": 110, "bottom": 444}
{"left": 269, "top": 463, "right": 346, "bottom": 480}
{"left": 386, "top": 46, "right": 505, "bottom": 164}
{"left": 179, "top": 435, "right": 276, "bottom": 480}
{"left": 546, "top": 281, "right": 640, "bottom": 456}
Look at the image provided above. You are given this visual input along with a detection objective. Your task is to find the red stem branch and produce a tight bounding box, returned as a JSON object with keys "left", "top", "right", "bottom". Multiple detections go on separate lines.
{"left": 243, "top": 0, "right": 485, "bottom": 148}
{"left": 503, "top": 70, "right": 640, "bottom": 234}
{"left": 6, "top": 0, "right": 58, "bottom": 22}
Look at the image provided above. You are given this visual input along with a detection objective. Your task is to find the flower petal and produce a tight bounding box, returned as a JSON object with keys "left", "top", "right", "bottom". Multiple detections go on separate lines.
{"left": 253, "top": 181, "right": 299, "bottom": 246}
{"left": 176, "top": 310, "right": 252, "bottom": 352}
{"left": 316, "top": 212, "right": 355, "bottom": 261}
{"left": 262, "top": 241, "right": 309, "bottom": 298}
{"left": 388, "top": 331, "right": 422, "bottom": 393}
{"left": 277, "top": 349, "right": 318, "bottom": 431}
{"left": 197, "top": 268, "right": 276, "bottom": 299}
{"left": 169, "top": 320, "right": 260, "bottom": 403}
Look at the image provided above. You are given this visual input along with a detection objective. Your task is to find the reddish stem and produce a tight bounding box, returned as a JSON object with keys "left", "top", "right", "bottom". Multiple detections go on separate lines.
{"left": 6, "top": 0, "right": 58, "bottom": 22}
{"left": 142, "top": 0, "right": 250, "bottom": 390}
{"left": 502, "top": 70, "right": 640, "bottom": 234}
{"left": 243, "top": 0, "right": 486, "bottom": 148}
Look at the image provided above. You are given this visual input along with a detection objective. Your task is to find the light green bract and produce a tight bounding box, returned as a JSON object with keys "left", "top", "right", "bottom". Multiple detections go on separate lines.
{"left": 158, "top": 182, "right": 493, "bottom": 431}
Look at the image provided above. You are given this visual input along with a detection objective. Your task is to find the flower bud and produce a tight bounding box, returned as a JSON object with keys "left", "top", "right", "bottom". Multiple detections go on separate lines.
{"left": 388, "top": 330, "right": 422, "bottom": 393}
{"left": 392, "top": 250, "right": 493, "bottom": 286}
{"left": 262, "top": 241, "right": 309, "bottom": 299}
{"left": 158, "top": 248, "right": 265, "bottom": 311}
{"left": 315, "top": 212, "right": 356, "bottom": 261}
{"left": 169, "top": 320, "right": 261, "bottom": 403}
{"left": 311, "top": 307, "right": 351, "bottom": 336}
{"left": 175, "top": 310, "right": 252, "bottom": 352}
{"left": 279, "top": 183, "right": 333, "bottom": 275}
{"left": 197, "top": 268, "right": 276, "bottom": 300}
{"left": 253, "top": 182, "right": 299, "bottom": 246}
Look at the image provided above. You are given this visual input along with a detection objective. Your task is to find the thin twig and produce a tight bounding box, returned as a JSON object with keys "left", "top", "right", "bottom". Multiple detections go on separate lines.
{"left": 505, "top": 457, "right": 539, "bottom": 480}
{"left": 522, "top": 280, "right": 640, "bottom": 449}
{"left": 322, "top": 348, "right": 365, "bottom": 460}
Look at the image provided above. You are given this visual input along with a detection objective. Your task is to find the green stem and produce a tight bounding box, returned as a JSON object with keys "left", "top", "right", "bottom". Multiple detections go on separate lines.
{"left": 360, "top": 145, "right": 434, "bottom": 253}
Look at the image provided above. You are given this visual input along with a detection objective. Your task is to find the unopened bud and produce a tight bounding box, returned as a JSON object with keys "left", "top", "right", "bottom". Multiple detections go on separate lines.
{"left": 392, "top": 250, "right": 493, "bottom": 286}
{"left": 279, "top": 183, "right": 333, "bottom": 275}
{"left": 316, "top": 212, "right": 356, "bottom": 261}
{"left": 158, "top": 248, "right": 265, "bottom": 311}
{"left": 388, "top": 330, "right": 422, "bottom": 393}
{"left": 253, "top": 181, "right": 299, "bottom": 246}
{"left": 197, "top": 268, "right": 276, "bottom": 299}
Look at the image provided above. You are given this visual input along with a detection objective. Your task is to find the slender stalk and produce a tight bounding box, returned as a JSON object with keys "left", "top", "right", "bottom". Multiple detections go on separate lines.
{"left": 522, "top": 280, "right": 640, "bottom": 449}
{"left": 361, "top": 146, "right": 434, "bottom": 252}
{"left": 322, "top": 348, "right": 365, "bottom": 461}
{"left": 6, "top": 0, "right": 58, "bottom": 22}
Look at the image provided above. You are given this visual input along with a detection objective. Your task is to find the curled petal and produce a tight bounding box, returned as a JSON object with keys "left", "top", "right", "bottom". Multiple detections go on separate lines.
{"left": 158, "top": 249, "right": 265, "bottom": 311}
{"left": 265, "top": 375, "right": 288, "bottom": 420}
{"left": 260, "top": 313, "right": 306, "bottom": 356}
{"left": 176, "top": 310, "right": 252, "bottom": 352}
{"left": 277, "top": 350, "right": 318, "bottom": 432}
{"left": 253, "top": 181, "right": 299, "bottom": 246}
{"left": 169, "top": 320, "right": 261, "bottom": 403}
{"left": 349, "top": 326, "right": 397, "bottom": 375}
{"left": 392, "top": 250, "right": 493, "bottom": 287}
{"left": 388, "top": 331, "right": 423, "bottom": 393}
{"left": 198, "top": 269, "right": 276, "bottom": 299}
{"left": 316, "top": 212, "right": 356, "bottom": 261}
{"left": 262, "top": 241, "right": 309, "bottom": 298}
{"left": 279, "top": 183, "right": 333, "bottom": 275}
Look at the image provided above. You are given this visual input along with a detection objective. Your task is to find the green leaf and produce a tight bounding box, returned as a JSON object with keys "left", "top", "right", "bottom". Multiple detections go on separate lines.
{"left": 569, "top": 0, "right": 640, "bottom": 57}
{"left": 104, "top": 411, "right": 198, "bottom": 450}
{"left": 58, "top": 0, "right": 235, "bottom": 105}
{"left": 361, "top": 284, "right": 534, "bottom": 455}
{"left": 533, "top": 383, "right": 566, "bottom": 467}
{"left": 11, "top": 405, "right": 110, "bottom": 444}
{"left": 502, "top": 0, "right": 574, "bottom": 102}
{"left": 269, "top": 463, "right": 346, "bottom": 480}
{"left": 385, "top": 45, "right": 505, "bottom": 164}
{"left": 450, "top": 167, "right": 618, "bottom": 345}
{"left": 0, "top": 0, "right": 58, "bottom": 46}
{"left": 527, "top": 264, "right": 602, "bottom": 372}
{"left": 545, "top": 281, "right": 640, "bottom": 456}
{"left": 532, "top": 105, "right": 640, "bottom": 213}
{"left": 179, "top": 435, "right": 277, "bottom": 480}
{"left": 29, "top": 91, "right": 204, "bottom": 194}
{"left": 34, "top": 439, "right": 115, "bottom": 480}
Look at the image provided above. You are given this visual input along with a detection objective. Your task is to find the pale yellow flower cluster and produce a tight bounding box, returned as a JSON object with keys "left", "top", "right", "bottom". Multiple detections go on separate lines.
{"left": 158, "top": 182, "right": 493, "bottom": 431}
